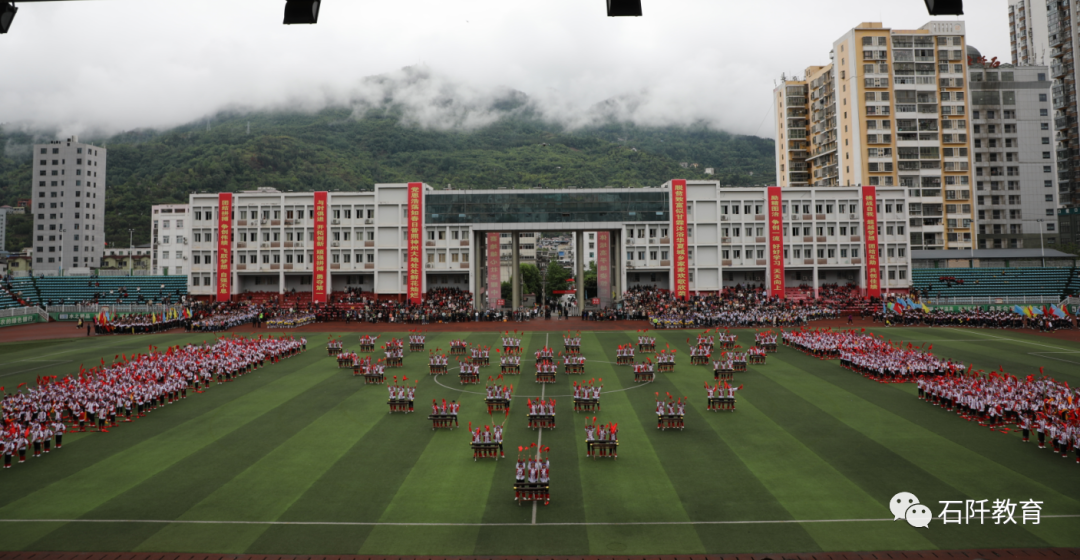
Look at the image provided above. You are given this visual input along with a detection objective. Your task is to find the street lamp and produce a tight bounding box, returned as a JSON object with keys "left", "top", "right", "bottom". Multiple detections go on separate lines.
{"left": 59, "top": 228, "right": 66, "bottom": 277}
{"left": 1036, "top": 219, "right": 1046, "bottom": 267}
{"left": 128, "top": 229, "right": 134, "bottom": 275}
{"left": 1021, "top": 218, "right": 1048, "bottom": 267}
{"left": 536, "top": 247, "right": 554, "bottom": 316}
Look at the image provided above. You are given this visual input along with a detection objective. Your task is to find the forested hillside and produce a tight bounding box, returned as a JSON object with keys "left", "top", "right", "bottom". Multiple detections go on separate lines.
{"left": 0, "top": 108, "right": 775, "bottom": 251}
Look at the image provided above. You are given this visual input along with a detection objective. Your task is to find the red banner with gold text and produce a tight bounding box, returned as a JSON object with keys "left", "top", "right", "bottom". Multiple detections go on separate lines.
{"left": 597, "top": 231, "right": 611, "bottom": 307}
{"left": 312, "top": 191, "right": 328, "bottom": 303}
{"left": 216, "top": 193, "right": 232, "bottom": 302}
{"left": 862, "top": 186, "right": 880, "bottom": 299}
{"left": 487, "top": 232, "right": 501, "bottom": 308}
{"left": 767, "top": 186, "right": 785, "bottom": 298}
{"left": 670, "top": 180, "right": 689, "bottom": 299}
{"left": 407, "top": 182, "right": 424, "bottom": 304}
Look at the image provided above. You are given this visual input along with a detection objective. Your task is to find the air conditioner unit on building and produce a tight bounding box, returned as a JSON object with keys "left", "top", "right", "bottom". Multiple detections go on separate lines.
{"left": 331, "top": 242, "right": 340, "bottom": 247}
{"left": 261, "top": 220, "right": 268, "bottom": 225}
{"left": 850, "top": 214, "right": 859, "bottom": 220}
{"left": 261, "top": 243, "right": 269, "bottom": 248}
{"left": 332, "top": 219, "right": 340, "bottom": 225}
{"left": 365, "top": 219, "right": 374, "bottom": 224}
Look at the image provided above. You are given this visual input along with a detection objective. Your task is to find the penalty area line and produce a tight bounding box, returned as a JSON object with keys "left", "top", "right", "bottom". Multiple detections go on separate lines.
{"left": 1, "top": 516, "right": 1077, "bottom": 527}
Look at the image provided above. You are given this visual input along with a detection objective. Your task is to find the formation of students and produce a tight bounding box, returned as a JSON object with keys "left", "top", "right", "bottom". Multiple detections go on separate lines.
{"left": 94, "top": 312, "right": 183, "bottom": 335}
{"left": 2, "top": 335, "right": 302, "bottom": 468}
{"left": 266, "top": 313, "right": 316, "bottom": 329}
{"left": 514, "top": 446, "right": 551, "bottom": 490}
{"left": 656, "top": 349, "right": 676, "bottom": 372}
{"left": 918, "top": 369, "right": 1080, "bottom": 462}
{"left": 469, "top": 346, "right": 491, "bottom": 366}
{"left": 636, "top": 334, "right": 656, "bottom": 353}
{"left": 383, "top": 339, "right": 404, "bottom": 367}
{"left": 584, "top": 417, "right": 619, "bottom": 458}
{"left": 450, "top": 339, "right": 469, "bottom": 355}
{"left": 534, "top": 346, "right": 556, "bottom": 363}
{"left": 429, "top": 398, "right": 459, "bottom": 421}
{"left": 615, "top": 344, "right": 636, "bottom": 365}
{"left": 562, "top": 354, "right": 586, "bottom": 374}
{"left": 563, "top": 332, "right": 582, "bottom": 354}
{"left": 784, "top": 328, "right": 962, "bottom": 381}
{"left": 470, "top": 424, "right": 504, "bottom": 454}
{"left": 485, "top": 378, "right": 514, "bottom": 402}
{"left": 501, "top": 334, "right": 523, "bottom": 354}
{"left": 705, "top": 380, "right": 742, "bottom": 411}
{"left": 754, "top": 331, "right": 778, "bottom": 350}
{"left": 387, "top": 377, "right": 417, "bottom": 412}
{"left": 499, "top": 354, "right": 522, "bottom": 374}
{"left": 655, "top": 392, "right": 686, "bottom": 430}
{"left": 620, "top": 286, "right": 839, "bottom": 329}
{"left": 189, "top": 307, "right": 258, "bottom": 332}
{"left": 876, "top": 306, "right": 1074, "bottom": 332}
{"left": 428, "top": 352, "right": 449, "bottom": 374}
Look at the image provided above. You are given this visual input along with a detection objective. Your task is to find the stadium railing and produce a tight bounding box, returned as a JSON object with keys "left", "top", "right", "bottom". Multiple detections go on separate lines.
{"left": 0, "top": 306, "right": 49, "bottom": 322}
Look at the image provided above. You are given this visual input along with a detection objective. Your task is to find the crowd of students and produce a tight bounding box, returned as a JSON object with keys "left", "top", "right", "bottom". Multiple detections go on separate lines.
{"left": 2, "top": 335, "right": 303, "bottom": 469}
{"left": 874, "top": 306, "right": 1075, "bottom": 332}
{"left": 615, "top": 285, "right": 840, "bottom": 329}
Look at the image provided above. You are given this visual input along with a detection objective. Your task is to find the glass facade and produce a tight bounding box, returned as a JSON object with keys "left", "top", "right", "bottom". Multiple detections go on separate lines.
{"left": 425, "top": 190, "right": 669, "bottom": 224}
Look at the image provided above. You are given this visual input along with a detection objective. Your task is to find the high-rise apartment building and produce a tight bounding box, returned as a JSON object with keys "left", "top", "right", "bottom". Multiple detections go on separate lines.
{"left": 31, "top": 136, "right": 106, "bottom": 273}
{"left": 775, "top": 77, "right": 810, "bottom": 186}
{"left": 1047, "top": 0, "right": 1080, "bottom": 209}
{"left": 969, "top": 60, "right": 1058, "bottom": 249}
{"left": 775, "top": 21, "right": 975, "bottom": 251}
{"left": 1009, "top": 0, "right": 1051, "bottom": 65}
{"left": 151, "top": 204, "right": 190, "bottom": 275}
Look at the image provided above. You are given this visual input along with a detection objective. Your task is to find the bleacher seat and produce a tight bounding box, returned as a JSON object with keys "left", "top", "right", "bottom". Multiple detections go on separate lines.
{"left": 16, "top": 276, "right": 188, "bottom": 306}
{"left": 912, "top": 267, "right": 1077, "bottom": 299}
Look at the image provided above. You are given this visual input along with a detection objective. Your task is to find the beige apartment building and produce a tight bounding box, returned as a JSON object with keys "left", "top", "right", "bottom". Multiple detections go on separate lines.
{"left": 775, "top": 21, "right": 976, "bottom": 252}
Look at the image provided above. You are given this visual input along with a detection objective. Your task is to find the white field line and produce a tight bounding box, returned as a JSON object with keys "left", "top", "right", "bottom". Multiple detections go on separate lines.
{"left": 0, "top": 361, "right": 73, "bottom": 378}
{"left": 531, "top": 333, "right": 548, "bottom": 525}
{"left": 0, "top": 516, "right": 1076, "bottom": 527}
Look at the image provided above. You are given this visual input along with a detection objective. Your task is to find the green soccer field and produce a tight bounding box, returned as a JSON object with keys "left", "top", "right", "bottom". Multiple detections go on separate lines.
{"left": 0, "top": 326, "right": 1078, "bottom": 556}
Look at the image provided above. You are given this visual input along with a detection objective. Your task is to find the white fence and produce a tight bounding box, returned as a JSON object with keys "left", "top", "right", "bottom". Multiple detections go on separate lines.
{"left": 0, "top": 306, "right": 48, "bottom": 322}
{"left": 96, "top": 269, "right": 154, "bottom": 277}
{"left": 46, "top": 304, "right": 185, "bottom": 315}
{"left": 925, "top": 295, "right": 1066, "bottom": 305}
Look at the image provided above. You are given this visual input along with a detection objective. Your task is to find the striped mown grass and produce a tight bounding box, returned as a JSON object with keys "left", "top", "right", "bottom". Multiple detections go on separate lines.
{"left": 0, "top": 327, "right": 1077, "bottom": 555}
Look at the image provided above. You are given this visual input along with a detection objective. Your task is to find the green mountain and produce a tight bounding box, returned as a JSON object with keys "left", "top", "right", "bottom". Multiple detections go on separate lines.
{"left": 1, "top": 108, "right": 776, "bottom": 252}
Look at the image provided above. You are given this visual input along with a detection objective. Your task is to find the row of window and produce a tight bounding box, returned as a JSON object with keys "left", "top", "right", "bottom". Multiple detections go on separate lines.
{"left": 38, "top": 146, "right": 100, "bottom": 156}
{"left": 34, "top": 257, "right": 96, "bottom": 264}
{"left": 975, "top": 180, "right": 1054, "bottom": 190}
{"left": 37, "top": 180, "right": 98, "bottom": 188}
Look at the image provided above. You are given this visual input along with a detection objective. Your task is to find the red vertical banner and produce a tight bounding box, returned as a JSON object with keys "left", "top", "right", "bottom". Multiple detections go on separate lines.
{"left": 597, "top": 231, "right": 611, "bottom": 308}
{"left": 767, "top": 186, "right": 785, "bottom": 298}
{"left": 216, "top": 193, "right": 232, "bottom": 302}
{"left": 486, "top": 232, "right": 501, "bottom": 308}
{"left": 312, "top": 191, "right": 328, "bottom": 303}
{"left": 862, "top": 186, "right": 881, "bottom": 299}
{"left": 407, "top": 182, "right": 424, "bottom": 304}
{"left": 670, "top": 180, "right": 689, "bottom": 300}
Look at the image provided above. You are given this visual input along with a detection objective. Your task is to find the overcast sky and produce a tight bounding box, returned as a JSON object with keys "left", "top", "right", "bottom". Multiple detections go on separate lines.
{"left": 0, "top": 0, "right": 1011, "bottom": 140}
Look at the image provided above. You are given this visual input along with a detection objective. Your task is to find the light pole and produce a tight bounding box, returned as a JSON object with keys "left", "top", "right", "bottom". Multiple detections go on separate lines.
{"left": 1037, "top": 219, "right": 1046, "bottom": 267}
{"left": 536, "top": 247, "right": 553, "bottom": 316}
{"left": 128, "top": 229, "right": 134, "bottom": 275}
{"left": 59, "top": 228, "right": 66, "bottom": 277}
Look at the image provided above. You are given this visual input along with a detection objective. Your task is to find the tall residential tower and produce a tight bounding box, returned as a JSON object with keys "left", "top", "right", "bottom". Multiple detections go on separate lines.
{"left": 31, "top": 136, "right": 106, "bottom": 273}
{"left": 775, "top": 21, "right": 976, "bottom": 252}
